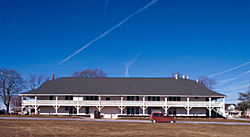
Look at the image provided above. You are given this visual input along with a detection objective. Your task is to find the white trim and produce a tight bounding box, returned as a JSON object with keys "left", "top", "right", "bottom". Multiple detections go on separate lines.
{"left": 19, "top": 94, "right": 226, "bottom": 98}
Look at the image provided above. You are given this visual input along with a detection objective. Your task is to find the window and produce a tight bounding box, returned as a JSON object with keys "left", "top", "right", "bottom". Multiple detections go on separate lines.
{"left": 131, "top": 107, "right": 134, "bottom": 114}
{"left": 136, "top": 108, "right": 139, "bottom": 114}
{"left": 195, "top": 97, "right": 199, "bottom": 99}
{"left": 127, "top": 96, "right": 131, "bottom": 101}
{"left": 164, "top": 114, "right": 169, "bottom": 117}
{"left": 153, "top": 113, "right": 163, "bottom": 117}
{"left": 148, "top": 96, "right": 151, "bottom": 101}
{"left": 127, "top": 107, "right": 130, "bottom": 114}
{"left": 49, "top": 96, "right": 53, "bottom": 100}
{"left": 148, "top": 108, "right": 151, "bottom": 114}
{"left": 168, "top": 97, "right": 180, "bottom": 101}
{"left": 106, "top": 97, "right": 110, "bottom": 101}
{"left": 65, "top": 107, "right": 68, "bottom": 111}
{"left": 136, "top": 96, "right": 139, "bottom": 101}
{"left": 65, "top": 96, "right": 73, "bottom": 100}
{"left": 93, "top": 96, "right": 98, "bottom": 100}
{"left": 85, "top": 107, "right": 89, "bottom": 114}
{"left": 131, "top": 96, "right": 134, "bottom": 101}
{"left": 156, "top": 97, "right": 160, "bottom": 101}
{"left": 86, "top": 96, "right": 89, "bottom": 100}
{"left": 152, "top": 96, "right": 156, "bottom": 101}
{"left": 90, "top": 96, "right": 93, "bottom": 100}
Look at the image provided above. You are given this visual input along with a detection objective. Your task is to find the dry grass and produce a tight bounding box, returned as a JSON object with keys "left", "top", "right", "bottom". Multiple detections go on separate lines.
{"left": 0, "top": 114, "right": 88, "bottom": 119}
{"left": 118, "top": 117, "right": 250, "bottom": 123}
{"left": 0, "top": 119, "right": 250, "bottom": 137}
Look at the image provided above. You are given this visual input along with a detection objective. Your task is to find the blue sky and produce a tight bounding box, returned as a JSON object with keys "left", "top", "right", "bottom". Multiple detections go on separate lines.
{"left": 1, "top": 0, "right": 250, "bottom": 105}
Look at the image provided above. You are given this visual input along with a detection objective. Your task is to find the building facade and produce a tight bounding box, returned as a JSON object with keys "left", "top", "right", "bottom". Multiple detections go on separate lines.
{"left": 20, "top": 77, "right": 226, "bottom": 118}
{"left": 225, "top": 104, "right": 242, "bottom": 118}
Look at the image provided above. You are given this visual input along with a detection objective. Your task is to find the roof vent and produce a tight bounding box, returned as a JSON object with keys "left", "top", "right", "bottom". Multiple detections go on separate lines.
{"left": 187, "top": 76, "right": 190, "bottom": 79}
{"left": 182, "top": 75, "right": 185, "bottom": 79}
{"left": 196, "top": 78, "right": 199, "bottom": 83}
{"left": 52, "top": 74, "right": 55, "bottom": 80}
{"left": 174, "top": 74, "right": 179, "bottom": 79}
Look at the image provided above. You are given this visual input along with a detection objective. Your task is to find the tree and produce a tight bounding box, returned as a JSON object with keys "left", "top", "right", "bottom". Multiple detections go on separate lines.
{"left": 0, "top": 68, "right": 25, "bottom": 114}
{"left": 237, "top": 86, "right": 250, "bottom": 112}
{"left": 71, "top": 68, "right": 107, "bottom": 78}
{"left": 28, "top": 74, "right": 49, "bottom": 90}
{"left": 198, "top": 76, "right": 217, "bottom": 90}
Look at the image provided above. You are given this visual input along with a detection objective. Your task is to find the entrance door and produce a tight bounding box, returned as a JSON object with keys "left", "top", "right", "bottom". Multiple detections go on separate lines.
{"left": 168, "top": 108, "right": 177, "bottom": 116}
{"left": 69, "top": 107, "right": 73, "bottom": 114}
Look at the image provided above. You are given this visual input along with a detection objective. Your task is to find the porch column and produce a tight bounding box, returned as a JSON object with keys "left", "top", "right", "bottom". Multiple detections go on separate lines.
{"left": 29, "top": 106, "right": 31, "bottom": 115}
{"left": 98, "top": 96, "right": 102, "bottom": 112}
{"left": 143, "top": 96, "right": 145, "bottom": 115}
{"left": 55, "top": 96, "right": 58, "bottom": 114}
{"left": 77, "top": 97, "right": 79, "bottom": 114}
{"left": 165, "top": 97, "right": 168, "bottom": 113}
{"left": 209, "top": 98, "right": 211, "bottom": 117}
{"left": 121, "top": 97, "right": 123, "bottom": 114}
{"left": 187, "top": 97, "right": 190, "bottom": 115}
{"left": 222, "top": 97, "right": 225, "bottom": 117}
{"left": 21, "top": 96, "right": 23, "bottom": 115}
{"left": 35, "top": 96, "right": 37, "bottom": 115}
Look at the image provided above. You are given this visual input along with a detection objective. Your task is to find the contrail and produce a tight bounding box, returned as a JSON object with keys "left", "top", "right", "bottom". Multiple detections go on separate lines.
{"left": 125, "top": 53, "right": 141, "bottom": 77}
{"left": 11, "top": 17, "right": 21, "bottom": 36}
{"left": 58, "top": 0, "right": 159, "bottom": 65}
{"left": 103, "top": 0, "right": 109, "bottom": 18}
{"left": 208, "top": 61, "right": 250, "bottom": 77}
{"left": 216, "top": 70, "right": 250, "bottom": 86}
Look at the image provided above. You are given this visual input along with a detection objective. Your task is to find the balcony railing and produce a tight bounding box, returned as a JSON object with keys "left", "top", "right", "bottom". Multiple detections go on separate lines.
{"left": 22, "top": 100, "right": 223, "bottom": 107}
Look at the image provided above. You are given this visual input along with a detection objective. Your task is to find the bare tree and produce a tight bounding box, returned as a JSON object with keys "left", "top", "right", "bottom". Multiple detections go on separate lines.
{"left": 10, "top": 94, "right": 22, "bottom": 114}
{"left": 0, "top": 68, "right": 25, "bottom": 114}
{"left": 199, "top": 75, "right": 217, "bottom": 90}
{"left": 72, "top": 68, "right": 107, "bottom": 78}
{"left": 28, "top": 74, "right": 49, "bottom": 90}
{"left": 71, "top": 71, "right": 81, "bottom": 78}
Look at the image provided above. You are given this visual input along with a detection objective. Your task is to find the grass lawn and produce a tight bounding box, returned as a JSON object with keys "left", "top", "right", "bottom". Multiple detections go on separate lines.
{"left": 0, "top": 119, "right": 249, "bottom": 137}
{"left": 118, "top": 117, "right": 250, "bottom": 123}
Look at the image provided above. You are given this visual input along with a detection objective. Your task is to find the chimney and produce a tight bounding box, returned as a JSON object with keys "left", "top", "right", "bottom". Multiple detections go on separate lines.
{"left": 187, "top": 76, "right": 190, "bottom": 79}
{"left": 182, "top": 75, "right": 185, "bottom": 79}
{"left": 196, "top": 78, "right": 199, "bottom": 83}
{"left": 52, "top": 74, "right": 55, "bottom": 80}
{"left": 174, "top": 74, "right": 179, "bottom": 79}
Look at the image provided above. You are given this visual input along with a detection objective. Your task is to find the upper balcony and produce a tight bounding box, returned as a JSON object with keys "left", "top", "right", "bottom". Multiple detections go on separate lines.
{"left": 22, "top": 100, "right": 223, "bottom": 107}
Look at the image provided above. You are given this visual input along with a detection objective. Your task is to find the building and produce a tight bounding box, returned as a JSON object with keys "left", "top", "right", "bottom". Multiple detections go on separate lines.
{"left": 20, "top": 77, "right": 226, "bottom": 118}
{"left": 225, "top": 104, "right": 242, "bottom": 118}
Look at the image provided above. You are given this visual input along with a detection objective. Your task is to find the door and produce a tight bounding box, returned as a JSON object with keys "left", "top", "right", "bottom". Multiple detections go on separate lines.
{"left": 168, "top": 108, "right": 177, "bottom": 116}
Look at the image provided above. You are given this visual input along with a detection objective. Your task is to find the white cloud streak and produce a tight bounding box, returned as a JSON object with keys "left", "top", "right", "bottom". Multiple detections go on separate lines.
{"left": 209, "top": 61, "right": 250, "bottom": 77}
{"left": 216, "top": 83, "right": 250, "bottom": 93}
{"left": 125, "top": 53, "right": 141, "bottom": 77}
{"left": 216, "top": 70, "right": 250, "bottom": 86}
{"left": 237, "top": 80, "right": 250, "bottom": 85}
{"left": 58, "top": 0, "right": 159, "bottom": 65}
{"left": 103, "top": 0, "right": 109, "bottom": 18}
{"left": 11, "top": 17, "right": 21, "bottom": 36}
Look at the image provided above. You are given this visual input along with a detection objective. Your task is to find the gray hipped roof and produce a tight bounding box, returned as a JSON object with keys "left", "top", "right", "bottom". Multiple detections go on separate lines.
{"left": 22, "top": 77, "right": 226, "bottom": 97}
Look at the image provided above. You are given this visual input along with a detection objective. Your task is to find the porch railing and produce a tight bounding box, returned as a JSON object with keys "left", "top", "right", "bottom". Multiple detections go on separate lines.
{"left": 22, "top": 100, "right": 223, "bottom": 107}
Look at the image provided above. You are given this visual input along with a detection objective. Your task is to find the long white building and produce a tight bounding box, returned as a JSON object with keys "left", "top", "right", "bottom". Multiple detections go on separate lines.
{"left": 20, "top": 77, "right": 226, "bottom": 118}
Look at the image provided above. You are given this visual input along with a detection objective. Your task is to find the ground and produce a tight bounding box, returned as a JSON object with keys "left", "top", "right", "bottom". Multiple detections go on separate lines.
{"left": 0, "top": 117, "right": 250, "bottom": 136}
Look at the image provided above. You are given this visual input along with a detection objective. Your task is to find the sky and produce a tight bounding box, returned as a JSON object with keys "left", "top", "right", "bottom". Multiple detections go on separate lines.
{"left": 1, "top": 0, "right": 250, "bottom": 106}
